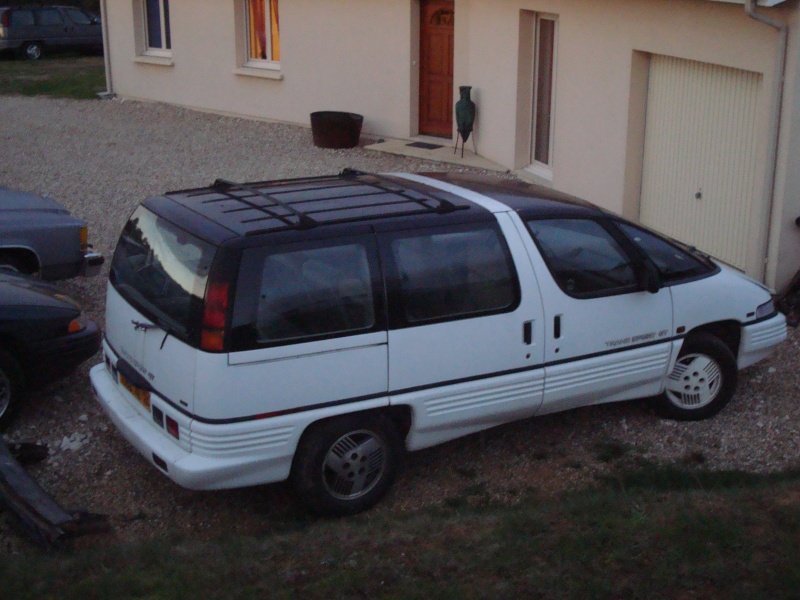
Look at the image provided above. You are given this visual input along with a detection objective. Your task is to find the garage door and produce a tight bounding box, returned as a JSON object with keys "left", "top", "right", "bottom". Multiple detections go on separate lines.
{"left": 640, "top": 55, "right": 762, "bottom": 271}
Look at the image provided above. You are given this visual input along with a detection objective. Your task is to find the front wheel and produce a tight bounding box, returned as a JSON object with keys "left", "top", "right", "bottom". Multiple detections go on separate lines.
{"left": 655, "top": 332, "right": 738, "bottom": 421}
{"left": 290, "top": 413, "right": 403, "bottom": 516}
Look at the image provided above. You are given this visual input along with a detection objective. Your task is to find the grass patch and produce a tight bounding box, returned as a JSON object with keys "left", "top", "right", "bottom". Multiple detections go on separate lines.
{"left": 0, "top": 54, "right": 105, "bottom": 99}
{"left": 3, "top": 466, "right": 800, "bottom": 598}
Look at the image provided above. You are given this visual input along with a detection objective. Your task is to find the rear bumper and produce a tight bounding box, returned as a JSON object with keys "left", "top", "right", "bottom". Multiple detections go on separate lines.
{"left": 90, "top": 363, "right": 298, "bottom": 490}
{"left": 738, "top": 312, "right": 787, "bottom": 369}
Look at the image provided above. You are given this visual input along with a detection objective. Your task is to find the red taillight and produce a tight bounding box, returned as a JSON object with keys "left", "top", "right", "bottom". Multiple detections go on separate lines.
{"left": 1, "top": 11, "right": 9, "bottom": 27}
{"left": 200, "top": 280, "right": 229, "bottom": 351}
{"left": 166, "top": 416, "right": 179, "bottom": 439}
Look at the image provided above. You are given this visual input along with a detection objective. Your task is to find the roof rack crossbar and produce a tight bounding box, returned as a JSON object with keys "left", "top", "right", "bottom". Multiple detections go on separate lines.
{"left": 241, "top": 196, "right": 427, "bottom": 225}
{"left": 212, "top": 179, "right": 317, "bottom": 229}
{"left": 244, "top": 205, "right": 455, "bottom": 236}
{"left": 341, "top": 168, "right": 464, "bottom": 214}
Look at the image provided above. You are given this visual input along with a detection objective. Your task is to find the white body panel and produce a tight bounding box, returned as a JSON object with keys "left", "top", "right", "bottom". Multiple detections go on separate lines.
{"left": 197, "top": 332, "right": 388, "bottom": 420}
{"left": 508, "top": 214, "right": 674, "bottom": 412}
{"left": 390, "top": 213, "right": 546, "bottom": 451}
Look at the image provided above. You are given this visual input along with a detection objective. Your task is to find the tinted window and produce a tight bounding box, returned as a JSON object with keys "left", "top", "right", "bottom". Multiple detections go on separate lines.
{"left": 388, "top": 225, "right": 517, "bottom": 323}
{"left": 233, "top": 241, "right": 377, "bottom": 347}
{"left": 35, "top": 8, "right": 64, "bottom": 25}
{"left": 64, "top": 8, "right": 93, "bottom": 25}
{"left": 10, "top": 9, "right": 34, "bottom": 26}
{"left": 527, "top": 218, "right": 637, "bottom": 296}
{"left": 110, "top": 206, "right": 216, "bottom": 340}
{"left": 617, "top": 222, "right": 712, "bottom": 282}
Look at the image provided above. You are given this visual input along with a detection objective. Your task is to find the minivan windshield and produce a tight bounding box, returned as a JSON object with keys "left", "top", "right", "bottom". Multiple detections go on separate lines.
{"left": 110, "top": 206, "right": 216, "bottom": 341}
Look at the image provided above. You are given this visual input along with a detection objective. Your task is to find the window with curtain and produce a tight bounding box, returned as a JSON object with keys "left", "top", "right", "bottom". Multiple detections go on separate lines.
{"left": 247, "top": 0, "right": 280, "bottom": 63}
{"left": 145, "top": 0, "right": 171, "bottom": 51}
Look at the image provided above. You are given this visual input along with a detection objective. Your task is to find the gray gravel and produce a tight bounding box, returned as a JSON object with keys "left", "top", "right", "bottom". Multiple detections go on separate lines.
{"left": 1, "top": 95, "right": 798, "bottom": 552}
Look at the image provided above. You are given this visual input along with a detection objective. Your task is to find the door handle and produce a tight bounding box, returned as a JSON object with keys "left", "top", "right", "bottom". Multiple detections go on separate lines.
{"left": 523, "top": 321, "right": 533, "bottom": 345}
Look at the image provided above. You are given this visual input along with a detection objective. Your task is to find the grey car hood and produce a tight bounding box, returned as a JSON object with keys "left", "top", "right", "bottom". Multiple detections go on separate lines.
{"left": 0, "top": 187, "right": 69, "bottom": 214}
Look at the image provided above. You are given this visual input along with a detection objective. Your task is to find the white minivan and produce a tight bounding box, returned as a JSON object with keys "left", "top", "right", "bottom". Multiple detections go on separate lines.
{"left": 90, "top": 170, "right": 787, "bottom": 515}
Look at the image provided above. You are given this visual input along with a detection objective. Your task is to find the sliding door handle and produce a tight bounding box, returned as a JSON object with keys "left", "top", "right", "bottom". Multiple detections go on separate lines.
{"left": 523, "top": 320, "right": 533, "bottom": 345}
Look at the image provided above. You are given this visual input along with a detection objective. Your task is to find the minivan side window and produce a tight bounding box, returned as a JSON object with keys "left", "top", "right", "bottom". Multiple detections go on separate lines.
{"left": 526, "top": 218, "right": 637, "bottom": 297}
{"left": 10, "top": 9, "right": 34, "bottom": 26}
{"left": 231, "top": 240, "right": 380, "bottom": 349}
{"left": 35, "top": 8, "right": 64, "bottom": 25}
{"left": 386, "top": 224, "right": 518, "bottom": 324}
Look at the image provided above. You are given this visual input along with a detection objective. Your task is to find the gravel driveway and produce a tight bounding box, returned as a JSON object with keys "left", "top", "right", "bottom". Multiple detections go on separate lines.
{"left": 1, "top": 96, "right": 798, "bottom": 552}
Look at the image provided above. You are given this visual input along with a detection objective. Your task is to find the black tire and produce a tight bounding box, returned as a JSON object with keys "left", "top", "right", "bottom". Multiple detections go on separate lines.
{"left": 21, "top": 42, "right": 43, "bottom": 60}
{"left": 0, "top": 252, "right": 30, "bottom": 275}
{"left": 0, "top": 348, "right": 24, "bottom": 431}
{"left": 655, "top": 332, "right": 738, "bottom": 421}
{"left": 290, "top": 413, "right": 403, "bottom": 516}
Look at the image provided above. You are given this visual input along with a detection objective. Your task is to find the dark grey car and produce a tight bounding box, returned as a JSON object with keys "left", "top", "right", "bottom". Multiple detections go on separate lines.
{"left": 0, "top": 5, "right": 102, "bottom": 60}
{"left": 0, "top": 186, "right": 103, "bottom": 280}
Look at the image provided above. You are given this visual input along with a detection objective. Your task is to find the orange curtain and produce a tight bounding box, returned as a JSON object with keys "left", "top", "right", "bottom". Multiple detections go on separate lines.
{"left": 270, "top": 0, "right": 280, "bottom": 61}
{"left": 248, "top": 0, "right": 266, "bottom": 60}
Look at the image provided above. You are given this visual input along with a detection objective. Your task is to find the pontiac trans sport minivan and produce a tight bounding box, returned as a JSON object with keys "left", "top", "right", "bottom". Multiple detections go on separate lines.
{"left": 90, "top": 170, "right": 787, "bottom": 515}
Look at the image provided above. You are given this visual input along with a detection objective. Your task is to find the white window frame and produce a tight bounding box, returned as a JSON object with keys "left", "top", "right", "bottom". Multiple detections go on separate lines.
{"left": 528, "top": 14, "right": 558, "bottom": 180}
{"left": 244, "top": 0, "right": 280, "bottom": 70}
{"left": 143, "top": 0, "right": 171, "bottom": 57}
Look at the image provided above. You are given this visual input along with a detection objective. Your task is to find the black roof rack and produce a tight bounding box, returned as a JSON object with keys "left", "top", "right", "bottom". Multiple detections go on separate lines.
{"left": 193, "top": 169, "right": 468, "bottom": 234}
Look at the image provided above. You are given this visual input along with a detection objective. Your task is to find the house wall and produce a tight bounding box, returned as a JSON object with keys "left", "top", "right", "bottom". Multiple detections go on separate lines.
{"left": 769, "top": 3, "right": 800, "bottom": 291}
{"left": 105, "top": 0, "right": 416, "bottom": 138}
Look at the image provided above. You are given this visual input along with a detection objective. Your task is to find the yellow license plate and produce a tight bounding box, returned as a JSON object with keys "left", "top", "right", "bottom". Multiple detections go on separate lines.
{"left": 119, "top": 373, "right": 151, "bottom": 412}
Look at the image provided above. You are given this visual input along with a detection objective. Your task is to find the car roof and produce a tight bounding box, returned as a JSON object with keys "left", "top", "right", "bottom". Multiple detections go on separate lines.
{"left": 423, "top": 172, "right": 609, "bottom": 220}
{"left": 156, "top": 169, "right": 495, "bottom": 238}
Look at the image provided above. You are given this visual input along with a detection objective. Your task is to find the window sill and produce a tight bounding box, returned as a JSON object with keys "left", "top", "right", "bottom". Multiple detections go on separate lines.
{"left": 134, "top": 54, "right": 174, "bottom": 67}
{"left": 234, "top": 66, "right": 283, "bottom": 80}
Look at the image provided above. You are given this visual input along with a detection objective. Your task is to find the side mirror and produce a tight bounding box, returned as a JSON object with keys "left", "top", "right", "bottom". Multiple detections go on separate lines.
{"left": 638, "top": 261, "right": 661, "bottom": 294}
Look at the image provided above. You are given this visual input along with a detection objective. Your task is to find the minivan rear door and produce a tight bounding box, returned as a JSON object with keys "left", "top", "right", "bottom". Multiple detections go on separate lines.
{"left": 384, "top": 214, "right": 546, "bottom": 451}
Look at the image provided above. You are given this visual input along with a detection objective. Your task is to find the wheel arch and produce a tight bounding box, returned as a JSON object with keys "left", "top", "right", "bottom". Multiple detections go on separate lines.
{"left": 0, "top": 246, "right": 41, "bottom": 274}
{"left": 686, "top": 320, "right": 741, "bottom": 357}
{"left": 292, "top": 405, "right": 412, "bottom": 470}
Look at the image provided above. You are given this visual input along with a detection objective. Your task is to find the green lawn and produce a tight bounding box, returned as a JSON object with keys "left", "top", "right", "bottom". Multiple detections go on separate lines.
{"left": 0, "top": 54, "right": 105, "bottom": 99}
{"left": 2, "top": 465, "right": 799, "bottom": 599}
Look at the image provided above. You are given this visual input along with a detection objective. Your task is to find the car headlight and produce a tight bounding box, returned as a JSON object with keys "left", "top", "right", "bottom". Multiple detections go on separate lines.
{"left": 756, "top": 299, "right": 775, "bottom": 319}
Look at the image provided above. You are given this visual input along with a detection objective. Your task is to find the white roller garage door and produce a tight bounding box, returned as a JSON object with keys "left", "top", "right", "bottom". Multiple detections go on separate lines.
{"left": 640, "top": 55, "right": 762, "bottom": 271}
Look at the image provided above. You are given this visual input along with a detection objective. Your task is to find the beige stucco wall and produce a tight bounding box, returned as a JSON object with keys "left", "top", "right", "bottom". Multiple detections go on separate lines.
{"left": 104, "top": 0, "right": 798, "bottom": 288}
{"left": 105, "top": 0, "right": 416, "bottom": 138}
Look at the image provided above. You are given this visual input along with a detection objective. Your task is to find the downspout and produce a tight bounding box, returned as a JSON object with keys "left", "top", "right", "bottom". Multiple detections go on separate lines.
{"left": 98, "top": 0, "right": 115, "bottom": 98}
{"left": 744, "top": 0, "right": 787, "bottom": 284}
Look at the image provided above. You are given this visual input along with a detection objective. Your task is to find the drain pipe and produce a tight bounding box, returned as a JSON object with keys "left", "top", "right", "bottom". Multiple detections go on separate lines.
{"left": 98, "top": 0, "right": 115, "bottom": 98}
{"left": 744, "top": 0, "right": 788, "bottom": 283}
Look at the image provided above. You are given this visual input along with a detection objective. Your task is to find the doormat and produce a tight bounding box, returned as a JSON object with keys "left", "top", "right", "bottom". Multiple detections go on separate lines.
{"left": 406, "top": 142, "right": 444, "bottom": 150}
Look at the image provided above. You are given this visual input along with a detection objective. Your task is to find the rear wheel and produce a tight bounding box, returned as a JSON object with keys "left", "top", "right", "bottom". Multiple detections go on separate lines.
{"left": 290, "top": 413, "right": 403, "bottom": 516}
{"left": 655, "top": 332, "right": 738, "bottom": 421}
{"left": 21, "top": 42, "right": 43, "bottom": 60}
{"left": 0, "top": 348, "right": 23, "bottom": 430}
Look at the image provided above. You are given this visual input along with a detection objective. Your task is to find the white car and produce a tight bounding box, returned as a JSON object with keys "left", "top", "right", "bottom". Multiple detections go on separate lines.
{"left": 90, "top": 170, "right": 787, "bottom": 515}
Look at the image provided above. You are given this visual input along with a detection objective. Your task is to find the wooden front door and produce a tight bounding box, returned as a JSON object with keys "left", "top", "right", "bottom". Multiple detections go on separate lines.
{"left": 419, "top": 0, "right": 454, "bottom": 137}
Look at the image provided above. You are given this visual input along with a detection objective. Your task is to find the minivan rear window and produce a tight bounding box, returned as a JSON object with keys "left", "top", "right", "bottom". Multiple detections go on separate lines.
{"left": 110, "top": 206, "right": 216, "bottom": 341}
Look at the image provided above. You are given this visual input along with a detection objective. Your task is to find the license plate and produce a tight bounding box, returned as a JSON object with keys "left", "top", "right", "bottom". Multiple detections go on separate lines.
{"left": 119, "top": 372, "right": 151, "bottom": 412}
